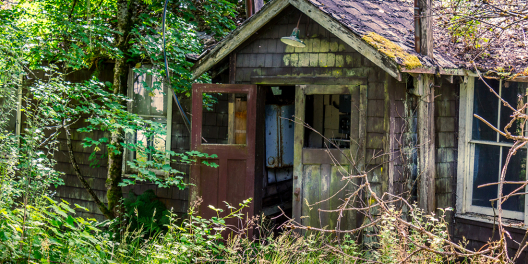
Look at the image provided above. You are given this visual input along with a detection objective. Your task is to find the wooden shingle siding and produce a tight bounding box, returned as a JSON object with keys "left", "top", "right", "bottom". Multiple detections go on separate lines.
{"left": 234, "top": 7, "right": 372, "bottom": 84}
{"left": 233, "top": 7, "right": 393, "bottom": 202}
{"left": 36, "top": 65, "right": 192, "bottom": 221}
{"left": 388, "top": 77, "right": 410, "bottom": 200}
{"left": 434, "top": 81, "right": 458, "bottom": 223}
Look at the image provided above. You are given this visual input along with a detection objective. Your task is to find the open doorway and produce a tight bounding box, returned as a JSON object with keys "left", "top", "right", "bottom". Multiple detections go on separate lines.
{"left": 261, "top": 86, "right": 295, "bottom": 234}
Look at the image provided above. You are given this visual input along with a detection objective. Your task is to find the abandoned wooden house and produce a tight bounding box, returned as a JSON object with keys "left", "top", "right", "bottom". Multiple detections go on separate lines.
{"left": 6, "top": 0, "right": 524, "bottom": 259}
{"left": 186, "top": 0, "right": 528, "bottom": 258}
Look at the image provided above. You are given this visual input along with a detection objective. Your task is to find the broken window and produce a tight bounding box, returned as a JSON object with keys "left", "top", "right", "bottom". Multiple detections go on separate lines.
{"left": 201, "top": 93, "right": 247, "bottom": 145}
{"left": 469, "top": 79, "right": 528, "bottom": 219}
{"left": 304, "top": 94, "right": 351, "bottom": 148}
{"left": 124, "top": 67, "right": 172, "bottom": 175}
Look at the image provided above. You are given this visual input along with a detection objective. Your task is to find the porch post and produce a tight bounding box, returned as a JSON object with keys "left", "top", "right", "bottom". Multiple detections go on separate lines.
{"left": 416, "top": 74, "right": 436, "bottom": 213}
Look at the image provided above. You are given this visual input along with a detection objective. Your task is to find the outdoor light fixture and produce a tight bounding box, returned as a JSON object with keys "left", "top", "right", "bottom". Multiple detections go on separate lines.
{"left": 281, "top": 16, "right": 306, "bottom": 48}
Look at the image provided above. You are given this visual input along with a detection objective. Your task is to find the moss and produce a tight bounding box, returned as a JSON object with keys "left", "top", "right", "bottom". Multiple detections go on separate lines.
{"left": 361, "top": 32, "right": 422, "bottom": 69}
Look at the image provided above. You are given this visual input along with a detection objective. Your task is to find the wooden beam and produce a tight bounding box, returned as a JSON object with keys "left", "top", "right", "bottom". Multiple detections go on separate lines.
{"left": 304, "top": 84, "right": 357, "bottom": 95}
{"left": 288, "top": 0, "right": 401, "bottom": 81}
{"left": 456, "top": 77, "right": 474, "bottom": 214}
{"left": 302, "top": 149, "right": 349, "bottom": 164}
{"left": 443, "top": 75, "right": 454, "bottom": 84}
{"left": 251, "top": 76, "right": 367, "bottom": 86}
{"left": 416, "top": 74, "right": 435, "bottom": 213}
{"left": 358, "top": 84, "right": 367, "bottom": 173}
{"left": 384, "top": 74, "right": 392, "bottom": 195}
{"left": 292, "top": 85, "right": 305, "bottom": 226}
{"left": 210, "top": 62, "right": 228, "bottom": 79}
{"left": 400, "top": 67, "right": 477, "bottom": 77}
{"left": 191, "top": 0, "right": 290, "bottom": 79}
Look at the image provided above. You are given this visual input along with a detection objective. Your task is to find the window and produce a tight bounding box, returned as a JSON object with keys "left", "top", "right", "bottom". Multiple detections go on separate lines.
{"left": 459, "top": 78, "right": 528, "bottom": 221}
{"left": 124, "top": 67, "right": 172, "bottom": 175}
{"left": 201, "top": 92, "right": 248, "bottom": 145}
{"left": 304, "top": 94, "right": 351, "bottom": 149}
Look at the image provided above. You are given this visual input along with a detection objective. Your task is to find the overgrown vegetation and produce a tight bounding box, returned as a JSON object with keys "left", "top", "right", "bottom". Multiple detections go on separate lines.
{"left": 1, "top": 0, "right": 528, "bottom": 263}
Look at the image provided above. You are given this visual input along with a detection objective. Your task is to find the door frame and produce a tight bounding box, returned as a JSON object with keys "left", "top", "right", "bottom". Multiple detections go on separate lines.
{"left": 190, "top": 83, "right": 257, "bottom": 218}
{"left": 292, "top": 84, "right": 368, "bottom": 225}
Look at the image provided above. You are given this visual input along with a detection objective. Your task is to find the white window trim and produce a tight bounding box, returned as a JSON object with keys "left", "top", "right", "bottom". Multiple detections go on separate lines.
{"left": 123, "top": 66, "right": 173, "bottom": 177}
{"left": 457, "top": 77, "right": 528, "bottom": 224}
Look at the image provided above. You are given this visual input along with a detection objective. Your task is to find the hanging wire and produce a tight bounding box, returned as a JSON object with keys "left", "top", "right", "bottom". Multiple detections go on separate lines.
{"left": 163, "top": 0, "right": 191, "bottom": 132}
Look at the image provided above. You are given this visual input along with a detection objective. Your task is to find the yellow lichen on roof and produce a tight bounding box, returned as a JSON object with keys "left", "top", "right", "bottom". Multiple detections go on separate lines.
{"left": 361, "top": 32, "right": 422, "bottom": 69}
{"left": 524, "top": 67, "right": 528, "bottom": 76}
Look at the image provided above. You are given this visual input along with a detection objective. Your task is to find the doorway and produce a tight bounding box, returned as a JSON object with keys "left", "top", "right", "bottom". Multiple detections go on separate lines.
{"left": 261, "top": 86, "right": 295, "bottom": 231}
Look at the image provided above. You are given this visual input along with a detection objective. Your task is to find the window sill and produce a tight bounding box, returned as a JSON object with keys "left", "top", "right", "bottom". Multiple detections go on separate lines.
{"left": 123, "top": 169, "right": 168, "bottom": 178}
{"left": 455, "top": 213, "right": 527, "bottom": 230}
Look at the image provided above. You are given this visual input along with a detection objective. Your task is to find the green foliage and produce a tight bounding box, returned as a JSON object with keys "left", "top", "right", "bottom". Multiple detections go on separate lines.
{"left": 0, "top": 197, "right": 109, "bottom": 263}
{"left": 122, "top": 190, "right": 170, "bottom": 237}
{"left": 368, "top": 205, "right": 454, "bottom": 263}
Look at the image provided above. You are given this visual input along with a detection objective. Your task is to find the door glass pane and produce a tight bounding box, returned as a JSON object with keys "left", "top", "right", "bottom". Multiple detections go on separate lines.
{"left": 202, "top": 93, "right": 247, "bottom": 144}
{"left": 304, "top": 94, "right": 351, "bottom": 148}
{"left": 502, "top": 147, "right": 526, "bottom": 212}
{"left": 472, "top": 144, "right": 500, "bottom": 208}
{"left": 500, "top": 82, "right": 528, "bottom": 143}
{"left": 472, "top": 79, "right": 500, "bottom": 141}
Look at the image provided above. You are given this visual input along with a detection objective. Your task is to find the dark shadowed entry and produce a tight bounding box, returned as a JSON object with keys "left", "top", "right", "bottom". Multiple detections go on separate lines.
{"left": 190, "top": 84, "right": 257, "bottom": 233}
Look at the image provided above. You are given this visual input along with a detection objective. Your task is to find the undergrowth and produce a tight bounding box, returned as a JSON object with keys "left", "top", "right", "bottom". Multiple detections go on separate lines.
{"left": 0, "top": 193, "right": 490, "bottom": 263}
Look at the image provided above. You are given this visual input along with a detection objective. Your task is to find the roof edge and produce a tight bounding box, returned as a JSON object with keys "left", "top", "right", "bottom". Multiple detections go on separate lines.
{"left": 289, "top": 0, "right": 402, "bottom": 81}
{"left": 191, "top": 0, "right": 290, "bottom": 80}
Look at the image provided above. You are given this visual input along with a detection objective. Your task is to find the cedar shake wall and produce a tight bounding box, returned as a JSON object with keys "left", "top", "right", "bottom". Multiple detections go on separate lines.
{"left": 42, "top": 66, "right": 191, "bottom": 221}
{"left": 235, "top": 7, "right": 369, "bottom": 83}
{"left": 233, "top": 6, "right": 393, "bottom": 197}
{"left": 388, "top": 77, "right": 413, "bottom": 199}
{"left": 453, "top": 218, "right": 528, "bottom": 263}
{"left": 434, "top": 81, "right": 458, "bottom": 222}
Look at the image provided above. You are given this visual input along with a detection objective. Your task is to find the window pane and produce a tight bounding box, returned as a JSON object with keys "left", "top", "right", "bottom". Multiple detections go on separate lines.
{"left": 500, "top": 82, "right": 528, "bottom": 143}
{"left": 202, "top": 93, "right": 247, "bottom": 144}
{"left": 472, "top": 79, "right": 500, "bottom": 141}
{"left": 304, "top": 94, "right": 351, "bottom": 148}
{"left": 132, "top": 72, "right": 167, "bottom": 116}
{"left": 502, "top": 147, "right": 526, "bottom": 212}
{"left": 472, "top": 144, "right": 500, "bottom": 208}
{"left": 134, "top": 123, "right": 167, "bottom": 164}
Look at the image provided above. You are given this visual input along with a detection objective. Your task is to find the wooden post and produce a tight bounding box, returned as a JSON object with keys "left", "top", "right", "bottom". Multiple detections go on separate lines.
{"left": 420, "top": 0, "right": 433, "bottom": 58}
{"left": 228, "top": 54, "right": 236, "bottom": 144}
{"left": 416, "top": 75, "right": 435, "bottom": 213}
{"left": 292, "top": 85, "right": 305, "bottom": 226}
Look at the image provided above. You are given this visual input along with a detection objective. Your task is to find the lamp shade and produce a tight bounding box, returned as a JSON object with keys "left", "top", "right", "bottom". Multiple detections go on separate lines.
{"left": 280, "top": 27, "right": 305, "bottom": 48}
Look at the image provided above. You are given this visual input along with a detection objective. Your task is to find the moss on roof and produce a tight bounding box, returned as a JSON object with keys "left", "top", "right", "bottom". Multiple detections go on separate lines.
{"left": 361, "top": 32, "right": 422, "bottom": 69}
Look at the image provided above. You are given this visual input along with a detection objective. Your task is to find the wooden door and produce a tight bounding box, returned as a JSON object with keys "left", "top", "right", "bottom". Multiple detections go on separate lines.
{"left": 293, "top": 84, "right": 364, "bottom": 232}
{"left": 190, "top": 84, "right": 257, "bottom": 230}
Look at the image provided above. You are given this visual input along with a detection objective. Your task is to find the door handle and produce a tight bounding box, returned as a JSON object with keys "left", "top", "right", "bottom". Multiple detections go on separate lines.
{"left": 294, "top": 188, "right": 300, "bottom": 201}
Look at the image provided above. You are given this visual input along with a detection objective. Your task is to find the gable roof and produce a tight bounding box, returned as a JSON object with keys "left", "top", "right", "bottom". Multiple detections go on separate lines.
{"left": 191, "top": 0, "right": 527, "bottom": 81}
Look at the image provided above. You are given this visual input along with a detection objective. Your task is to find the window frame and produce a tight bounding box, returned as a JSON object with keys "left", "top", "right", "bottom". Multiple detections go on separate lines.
{"left": 457, "top": 77, "right": 528, "bottom": 223}
{"left": 123, "top": 66, "right": 173, "bottom": 177}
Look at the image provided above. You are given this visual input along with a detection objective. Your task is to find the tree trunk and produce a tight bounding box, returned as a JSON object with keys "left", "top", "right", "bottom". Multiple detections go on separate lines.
{"left": 107, "top": 0, "right": 136, "bottom": 218}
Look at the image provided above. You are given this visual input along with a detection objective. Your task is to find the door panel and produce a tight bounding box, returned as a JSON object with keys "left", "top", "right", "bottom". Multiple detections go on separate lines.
{"left": 190, "top": 84, "right": 257, "bottom": 234}
{"left": 294, "top": 85, "right": 360, "bottom": 232}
